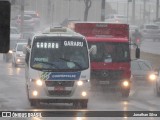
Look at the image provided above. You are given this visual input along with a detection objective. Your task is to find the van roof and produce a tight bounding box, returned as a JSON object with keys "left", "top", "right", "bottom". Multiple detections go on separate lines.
{"left": 41, "top": 26, "right": 84, "bottom": 37}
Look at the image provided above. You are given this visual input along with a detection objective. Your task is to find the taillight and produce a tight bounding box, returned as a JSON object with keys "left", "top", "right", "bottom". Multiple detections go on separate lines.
{"left": 17, "top": 19, "right": 21, "bottom": 24}
{"left": 136, "top": 38, "right": 140, "bottom": 43}
{"left": 36, "top": 12, "right": 39, "bottom": 17}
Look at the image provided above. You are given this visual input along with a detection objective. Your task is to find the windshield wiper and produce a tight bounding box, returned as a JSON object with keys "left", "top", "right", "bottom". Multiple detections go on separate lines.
{"left": 59, "top": 58, "right": 83, "bottom": 69}
{"left": 33, "top": 61, "right": 59, "bottom": 69}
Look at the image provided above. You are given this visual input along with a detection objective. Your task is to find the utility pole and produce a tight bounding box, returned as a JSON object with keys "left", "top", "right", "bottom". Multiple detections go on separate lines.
{"left": 127, "top": 0, "right": 132, "bottom": 24}
{"left": 101, "top": 0, "right": 105, "bottom": 21}
{"left": 143, "top": 0, "right": 146, "bottom": 23}
{"left": 156, "top": 0, "right": 159, "bottom": 20}
{"left": 20, "top": 0, "right": 24, "bottom": 33}
{"left": 131, "top": 0, "right": 135, "bottom": 24}
{"left": 47, "top": 0, "right": 51, "bottom": 24}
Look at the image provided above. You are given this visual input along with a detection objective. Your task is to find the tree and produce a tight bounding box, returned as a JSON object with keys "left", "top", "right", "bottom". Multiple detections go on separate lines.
{"left": 84, "top": 0, "right": 92, "bottom": 21}
{"left": 156, "top": 0, "right": 159, "bottom": 20}
{"left": 101, "top": 0, "right": 105, "bottom": 21}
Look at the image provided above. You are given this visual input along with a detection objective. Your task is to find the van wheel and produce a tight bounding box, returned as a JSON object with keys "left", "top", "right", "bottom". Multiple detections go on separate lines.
{"left": 80, "top": 100, "right": 88, "bottom": 109}
{"left": 73, "top": 101, "right": 80, "bottom": 109}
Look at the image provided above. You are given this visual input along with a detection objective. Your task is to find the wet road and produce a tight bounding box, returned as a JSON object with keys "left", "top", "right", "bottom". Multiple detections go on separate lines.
{"left": 0, "top": 53, "right": 160, "bottom": 120}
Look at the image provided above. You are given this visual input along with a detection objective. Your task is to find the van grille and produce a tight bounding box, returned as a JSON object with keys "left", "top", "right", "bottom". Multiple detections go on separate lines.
{"left": 48, "top": 90, "right": 72, "bottom": 96}
{"left": 45, "top": 81, "right": 74, "bottom": 87}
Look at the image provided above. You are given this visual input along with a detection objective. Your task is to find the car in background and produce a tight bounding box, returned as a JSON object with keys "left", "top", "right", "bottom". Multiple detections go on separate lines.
{"left": 139, "top": 24, "right": 160, "bottom": 40}
{"left": 154, "top": 67, "right": 160, "bottom": 97}
{"left": 129, "top": 25, "right": 139, "bottom": 41}
{"left": 3, "top": 27, "right": 21, "bottom": 62}
{"left": 61, "top": 18, "right": 80, "bottom": 28}
{"left": 14, "top": 14, "right": 35, "bottom": 32}
{"left": 24, "top": 11, "right": 40, "bottom": 27}
{"left": 20, "top": 32, "right": 35, "bottom": 40}
{"left": 12, "top": 42, "right": 27, "bottom": 67}
{"left": 105, "top": 14, "right": 128, "bottom": 23}
{"left": 129, "top": 25, "right": 139, "bottom": 36}
{"left": 10, "top": 26, "right": 21, "bottom": 40}
{"left": 131, "top": 59, "right": 156, "bottom": 83}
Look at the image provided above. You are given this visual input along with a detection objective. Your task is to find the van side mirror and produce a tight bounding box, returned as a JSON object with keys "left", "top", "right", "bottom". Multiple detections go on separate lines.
{"left": 89, "top": 45, "right": 97, "bottom": 55}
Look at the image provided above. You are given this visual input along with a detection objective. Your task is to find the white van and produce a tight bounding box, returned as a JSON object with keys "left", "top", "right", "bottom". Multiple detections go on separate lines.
{"left": 24, "top": 27, "right": 90, "bottom": 108}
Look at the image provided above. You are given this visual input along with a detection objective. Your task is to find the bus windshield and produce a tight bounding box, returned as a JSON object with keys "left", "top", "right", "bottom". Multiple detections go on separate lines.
{"left": 30, "top": 36, "right": 89, "bottom": 71}
{"left": 89, "top": 42, "right": 130, "bottom": 62}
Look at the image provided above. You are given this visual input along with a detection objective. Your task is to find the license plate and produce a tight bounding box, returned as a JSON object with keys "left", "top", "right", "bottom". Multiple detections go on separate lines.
{"left": 54, "top": 86, "right": 65, "bottom": 91}
{"left": 99, "top": 81, "right": 110, "bottom": 85}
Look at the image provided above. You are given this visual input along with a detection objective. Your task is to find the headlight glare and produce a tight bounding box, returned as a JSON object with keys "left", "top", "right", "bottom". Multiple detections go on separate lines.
{"left": 82, "top": 91, "right": 87, "bottom": 97}
{"left": 149, "top": 74, "right": 157, "bottom": 81}
{"left": 9, "top": 50, "right": 13, "bottom": 53}
{"left": 77, "top": 81, "right": 83, "bottom": 86}
{"left": 36, "top": 79, "right": 43, "bottom": 86}
{"left": 17, "top": 59, "right": 20, "bottom": 62}
{"left": 32, "top": 90, "right": 38, "bottom": 96}
{"left": 122, "top": 80, "right": 129, "bottom": 87}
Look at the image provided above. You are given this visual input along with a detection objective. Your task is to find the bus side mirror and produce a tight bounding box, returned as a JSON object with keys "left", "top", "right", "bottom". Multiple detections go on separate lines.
{"left": 89, "top": 45, "right": 97, "bottom": 55}
{"left": 136, "top": 47, "right": 140, "bottom": 58}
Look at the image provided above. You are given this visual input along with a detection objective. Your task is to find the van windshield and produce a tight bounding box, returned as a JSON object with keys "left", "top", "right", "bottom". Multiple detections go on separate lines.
{"left": 30, "top": 36, "right": 89, "bottom": 71}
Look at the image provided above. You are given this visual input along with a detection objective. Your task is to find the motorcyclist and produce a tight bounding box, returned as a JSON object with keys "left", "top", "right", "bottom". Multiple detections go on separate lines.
{"left": 132, "top": 29, "right": 143, "bottom": 46}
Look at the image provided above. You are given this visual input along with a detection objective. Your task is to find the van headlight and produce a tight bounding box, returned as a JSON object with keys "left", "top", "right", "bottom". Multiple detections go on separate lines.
{"left": 77, "top": 81, "right": 83, "bottom": 86}
{"left": 81, "top": 91, "right": 87, "bottom": 97}
{"left": 36, "top": 79, "right": 43, "bottom": 86}
{"left": 32, "top": 90, "right": 38, "bottom": 96}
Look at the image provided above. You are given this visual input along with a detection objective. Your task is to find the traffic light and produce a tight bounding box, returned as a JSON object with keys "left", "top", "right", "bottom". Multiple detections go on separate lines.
{"left": 0, "top": 1, "right": 10, "bottom": 53}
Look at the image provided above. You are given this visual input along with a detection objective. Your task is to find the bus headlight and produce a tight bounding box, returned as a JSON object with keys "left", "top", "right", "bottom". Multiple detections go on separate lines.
{"left": 122, "top": 80, "right": 129, "bottom": 87}
{"left": 36, "top": 79, "right": 43, "bottom": 86}
{"left": 149, "top": 74, "right": 157, "bottom": 81}
{"left": 77, "top": 81, "right": 83, "bottom": 86}
{"left": 32, "top": 90, "right": 38, "bottom": 96}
